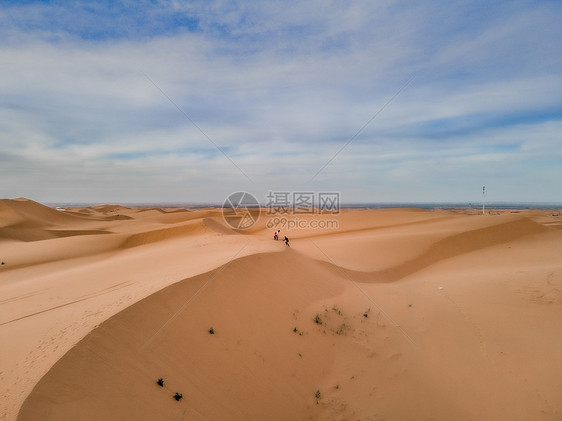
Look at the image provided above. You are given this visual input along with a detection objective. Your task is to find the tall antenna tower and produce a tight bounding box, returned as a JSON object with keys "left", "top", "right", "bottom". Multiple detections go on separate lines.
{"left": 482, "top": 185, "right": 486, "bottom": 215}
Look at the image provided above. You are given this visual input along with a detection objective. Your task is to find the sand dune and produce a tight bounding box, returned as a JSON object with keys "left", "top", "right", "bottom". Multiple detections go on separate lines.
{"left": 0, "top": 199, "right": 81, "bottom": 227}
{"left": 121, "top": 218, "right": 235, "bottom": 249}
{"left": 18, "top": 251, "right": 349, "bottom": 420}
{"left": 342, "top": 215, "right": 550, "bottom": 283}
{"left": 1, "top": 200, "right": 561, "bottom": 420}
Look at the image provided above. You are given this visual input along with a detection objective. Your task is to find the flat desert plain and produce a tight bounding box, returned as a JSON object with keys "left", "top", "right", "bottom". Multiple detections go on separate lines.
{"left": 1, "top": 198, "right": 561, "bottom": 420}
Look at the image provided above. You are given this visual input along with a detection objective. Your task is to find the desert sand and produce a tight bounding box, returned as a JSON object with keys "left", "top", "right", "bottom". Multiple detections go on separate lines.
{"left": 1, "top": 198, "right": 561, "bottom": 420}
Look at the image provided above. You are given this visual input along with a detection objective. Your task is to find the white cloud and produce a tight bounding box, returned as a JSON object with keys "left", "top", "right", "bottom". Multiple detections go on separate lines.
{"left": 0, "top": 1, "right": 561, "bottom": 203}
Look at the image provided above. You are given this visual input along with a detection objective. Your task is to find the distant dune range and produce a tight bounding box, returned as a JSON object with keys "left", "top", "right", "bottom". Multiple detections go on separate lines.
{"left": 0, "top": 198, "right": 561, "bottom": 420}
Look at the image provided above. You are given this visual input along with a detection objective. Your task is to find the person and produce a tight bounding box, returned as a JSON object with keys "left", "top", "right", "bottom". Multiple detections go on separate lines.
{"left": 284, "top": 236, "right": 289, "bottom": 247}
{"left": 273, "top": 231, "right": 278, "bottom": 240}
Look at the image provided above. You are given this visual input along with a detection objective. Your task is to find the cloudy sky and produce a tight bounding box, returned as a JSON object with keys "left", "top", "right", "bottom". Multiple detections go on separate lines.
{"left": 1, "top": 1, "right": 561, "bottom": 204}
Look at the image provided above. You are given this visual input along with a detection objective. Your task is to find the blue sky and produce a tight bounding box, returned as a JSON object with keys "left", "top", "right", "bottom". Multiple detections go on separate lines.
{"left": 0, "top": 0, "right": 561, "bottom": 203}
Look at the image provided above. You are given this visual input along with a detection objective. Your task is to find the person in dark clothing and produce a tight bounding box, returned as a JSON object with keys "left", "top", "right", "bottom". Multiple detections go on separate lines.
{"left": 284, "top": 236, "right": 289, "bottom": 247}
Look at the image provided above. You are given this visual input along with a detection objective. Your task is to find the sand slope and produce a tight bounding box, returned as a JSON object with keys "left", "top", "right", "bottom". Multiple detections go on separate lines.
{"left": 1, "top": 201, "right": 561, "bottom": 420}
{"left": 18, "top": 251, "right": 349, "bottom": 420}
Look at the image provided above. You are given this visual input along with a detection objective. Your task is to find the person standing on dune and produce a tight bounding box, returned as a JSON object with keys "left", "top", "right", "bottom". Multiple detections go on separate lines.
{"left": 284, "top": 236, "right": 289, "bottom": 247}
